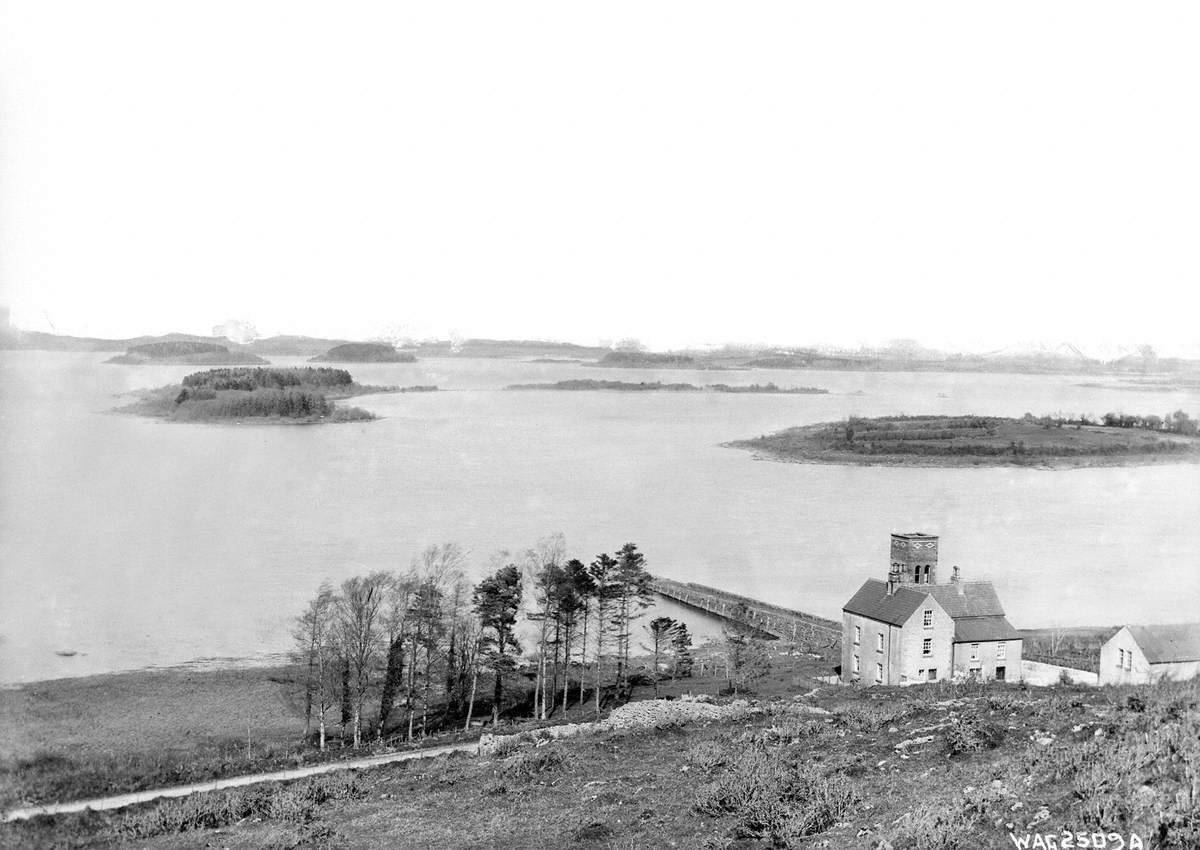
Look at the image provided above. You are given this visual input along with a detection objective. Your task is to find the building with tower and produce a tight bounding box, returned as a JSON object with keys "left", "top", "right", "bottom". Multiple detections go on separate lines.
{"left": 841, "top": 533, "right": 1022, "bottom": 685}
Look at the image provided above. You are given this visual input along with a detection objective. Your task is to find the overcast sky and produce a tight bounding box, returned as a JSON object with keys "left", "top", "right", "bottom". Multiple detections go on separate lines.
{"left": 1, "top": 2, "right": 1197, "bottom": 354}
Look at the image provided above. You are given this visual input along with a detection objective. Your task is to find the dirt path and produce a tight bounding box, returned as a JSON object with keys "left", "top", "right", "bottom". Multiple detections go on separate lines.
{"left": 1, "top": 740, "right": 477, "bottom": 823}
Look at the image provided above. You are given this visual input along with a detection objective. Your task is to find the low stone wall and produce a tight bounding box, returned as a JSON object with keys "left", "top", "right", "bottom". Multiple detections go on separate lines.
{"left": 478, "top": 697, "right": 764, "bottom": 757}
{"left": 1021, "top": 659, "right": 1099, "bottom": 687}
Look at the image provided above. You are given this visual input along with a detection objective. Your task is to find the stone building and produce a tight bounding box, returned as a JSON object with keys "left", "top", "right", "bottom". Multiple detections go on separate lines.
{"left": 841, "top": 533, "right": 1022, "bottom": 685}
{"left": 1099, "top": 624, "right": 1200, "bottom": 685}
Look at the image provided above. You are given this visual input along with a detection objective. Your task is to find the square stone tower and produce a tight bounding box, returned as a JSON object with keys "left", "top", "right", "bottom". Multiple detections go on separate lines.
{"left": 890, "top": 532, "right": 939, "bottom": 586}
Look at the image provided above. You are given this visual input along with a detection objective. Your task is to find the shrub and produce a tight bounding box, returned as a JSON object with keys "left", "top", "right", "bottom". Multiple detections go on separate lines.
{"left": 944, "top": 715, "right": 1004, "bottom": 756}
{"left": 686, "top": 739, "right": 731, "bottom": 772}
{"left": 500, "top": 747, "right": 568, "bottom": 780}
{"left": 833, "top": 702, "right": 908, "bottom": 733}
{"left": 117, "top": 773, "right": 366, "bottom": 839}
{"left": 694, "top": 746, "right": 856, "bottom": 841}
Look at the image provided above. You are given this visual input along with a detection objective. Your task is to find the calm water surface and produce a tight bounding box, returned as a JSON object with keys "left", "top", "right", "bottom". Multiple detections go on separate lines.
{"left": 1, "top": 352, "right": 1198, "bottom": 683}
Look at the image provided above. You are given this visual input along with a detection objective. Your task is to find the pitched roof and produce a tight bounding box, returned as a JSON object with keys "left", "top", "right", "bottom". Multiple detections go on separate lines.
{"left": 926, "top": 582, "right": 1006, "bottom": 618}
{"left": 842, "top": 579, "right": 927, "bottom": 626}
{"left": 1126, "top": 623, "right": 1200, "bottom": 664}
{"left": 953, "top": 616, "right": 1021, "bottom": 643}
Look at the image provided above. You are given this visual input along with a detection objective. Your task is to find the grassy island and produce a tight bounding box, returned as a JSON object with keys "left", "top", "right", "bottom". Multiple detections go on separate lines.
{"left": 309, "top": 343, "right": 416, "bottom": 363}
{"left": 506, "top": 379, "right": 827, "bottom": 394}
{"left": 106, "top": 341, "right": 268, "bottom": 365}
{"left": 727, "top": 413, "right": 1200, "bottom": 468}
{"left": 117, "top": 367, "right": 395, "bottom": 424}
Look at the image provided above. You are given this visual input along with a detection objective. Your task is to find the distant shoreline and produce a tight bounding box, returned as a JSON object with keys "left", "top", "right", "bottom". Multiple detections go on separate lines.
{"left": 506, "top": 379, "right": 827, "bottom": 394}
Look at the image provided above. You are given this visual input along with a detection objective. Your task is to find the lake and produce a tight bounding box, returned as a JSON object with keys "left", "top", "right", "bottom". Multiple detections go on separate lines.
{"left": 1, "top": 352, "right": 1198, "bottom": 683}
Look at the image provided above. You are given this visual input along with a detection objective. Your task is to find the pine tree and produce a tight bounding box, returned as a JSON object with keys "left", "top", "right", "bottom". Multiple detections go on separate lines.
{"left": 472, "top": 564, "right": 523, "bottom": 725}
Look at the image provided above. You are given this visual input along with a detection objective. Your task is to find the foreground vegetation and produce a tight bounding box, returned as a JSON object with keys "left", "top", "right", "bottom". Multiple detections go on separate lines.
{"left": 505, "top": 380, "right": 827, "bottom": 394}
{"left": 116, "top": 367, "right": 393, "bottom": 424}
{"left": 7, "top": 665, "right": 1199, "bottom": 849}
{"left": 728, "top": 412, "right": 1200, "bottom": 468}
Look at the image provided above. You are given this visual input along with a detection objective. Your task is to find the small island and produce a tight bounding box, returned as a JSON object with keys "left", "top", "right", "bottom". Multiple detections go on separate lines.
{"left": 505, "top": 379, "right": 828, "bottom": 394}
{"left": 726, "top": 413, "right": 1200, "bottom": 469}
{"left": 117, "top": 367, "right": 396, "bottom": 424}
{"left": 309, "top": 343, "right": 416, "bottom": 363}
{"left": 106, "top": 341, "right": 268, "bottom": 365}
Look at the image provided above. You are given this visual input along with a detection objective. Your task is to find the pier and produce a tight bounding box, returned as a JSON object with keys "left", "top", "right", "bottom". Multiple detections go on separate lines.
{"left": 652, "top": 578, "right": 842, "bottom": 645}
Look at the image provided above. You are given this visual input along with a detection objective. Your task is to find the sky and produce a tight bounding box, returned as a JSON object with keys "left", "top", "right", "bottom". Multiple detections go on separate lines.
{"left": 1, "top": 2, "right": 1198, "bottom": 355}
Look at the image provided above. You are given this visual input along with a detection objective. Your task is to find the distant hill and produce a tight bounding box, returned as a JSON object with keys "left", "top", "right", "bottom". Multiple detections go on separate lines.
{"left": 594, "top": 351, "right": 698, "bottom": 368}
{"left": 310, "top": 343, "right": 416, "bottom": 363}
{"left": 106, "top": 341, "right": 268, "bottom": 365}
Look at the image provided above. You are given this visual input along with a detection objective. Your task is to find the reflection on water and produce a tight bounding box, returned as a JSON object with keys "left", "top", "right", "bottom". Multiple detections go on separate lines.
{"left": 1, "top": 352, "right": 1198, "bottom": 683}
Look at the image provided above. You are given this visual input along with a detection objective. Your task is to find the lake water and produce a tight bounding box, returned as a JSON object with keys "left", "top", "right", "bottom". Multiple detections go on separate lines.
{"left": 2, "top": 352, "right": 1198, "bottom": 684}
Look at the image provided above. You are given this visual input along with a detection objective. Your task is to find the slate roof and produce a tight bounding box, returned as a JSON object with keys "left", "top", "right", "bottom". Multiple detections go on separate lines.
{"left": 953, "top": 616, "right": 1021, "bottom": 643}
{"left": 843, "top": 578, "right": 1017, "bottom": 644}
{"left": 842, "top": 579, "right": 926, "bottom": 626}
{"left": 1127, "top": 623, "right": 1200, "bottom": 664}
{"left": 926, "top": 582, "right": 1007, "bottom": 618}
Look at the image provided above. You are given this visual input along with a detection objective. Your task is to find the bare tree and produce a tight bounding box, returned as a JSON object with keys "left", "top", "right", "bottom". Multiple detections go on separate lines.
{"left": 336, "top": 572, "right": 389, "bottom": 748}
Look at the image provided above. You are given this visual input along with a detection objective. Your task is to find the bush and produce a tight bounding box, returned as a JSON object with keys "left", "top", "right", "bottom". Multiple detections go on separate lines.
{"left": 833, "top": 702, "right": 908, "bottom": 733}
{"left": 686, "top": 739, "right": 731, "bottom": 772}
{"left": 694, "top": 746, "right": 857, "bottom": 841}
{"left": 118, "top": 773, "right": 366, "bottom": 839}
{"left": 500, "top": 746, "right": 568, "bottom": 780}
{"left": 944, "top": 715, "right": 1004, "bottom": 756}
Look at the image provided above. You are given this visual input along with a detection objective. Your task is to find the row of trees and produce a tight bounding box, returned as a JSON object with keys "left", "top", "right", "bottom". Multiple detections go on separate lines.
{"left": 182, "top": 366, "right": 354, "bottom": 391}
{"left": 293, "top": 537, "right": 693, "bottom": 749}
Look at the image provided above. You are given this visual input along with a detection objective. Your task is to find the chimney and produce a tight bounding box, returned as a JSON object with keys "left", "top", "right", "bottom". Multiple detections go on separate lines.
{"left": 951, "top": 565, "right": 961, "bottom": 583}
{"left": 886, "top": 569, "right": 900, "bottom": 595}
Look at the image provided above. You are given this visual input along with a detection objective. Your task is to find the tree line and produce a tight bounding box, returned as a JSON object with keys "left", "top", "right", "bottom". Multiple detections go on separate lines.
{"left": 182, "top": 366, "right": 354, "bottom": 391}
{"left": 292, "top": 537, "right": 694, "bottom": 749}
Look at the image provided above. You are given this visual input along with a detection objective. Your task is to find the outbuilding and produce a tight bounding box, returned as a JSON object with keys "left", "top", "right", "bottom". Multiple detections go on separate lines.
{"left": 1099, "top": 623, "right": 1200, "bottom": 685}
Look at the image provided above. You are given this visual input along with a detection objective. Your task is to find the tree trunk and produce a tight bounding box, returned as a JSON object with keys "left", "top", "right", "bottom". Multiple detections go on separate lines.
{"left": 378, "top": 636, "right": 404, "bottom": 740}
{"left": 561, "top": 621, "right": 571, "bottom": 714}
{"left": 340, "top": 661, "right": 352, "bottom": 745}
{"left": 492, "top": 639, "right": 504, "bottom": 725}
{"left": 578, "top": 603, "right": 589, "bottom": 707}
{"left": 464, "top": 662, "right": 479, "bottom": 732}
{"left": 318, "top": 712, "right": 326, "bottom": 751}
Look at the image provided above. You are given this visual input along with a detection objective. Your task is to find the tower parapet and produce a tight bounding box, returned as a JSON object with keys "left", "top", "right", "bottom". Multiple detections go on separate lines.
{"left": 890, "top": 532, "right": 938, "bottom": 585}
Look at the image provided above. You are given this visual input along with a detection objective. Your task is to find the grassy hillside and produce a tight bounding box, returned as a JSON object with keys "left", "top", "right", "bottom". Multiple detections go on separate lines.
{"left": 728, "top": 415, "right": 1200, "bottom": 469}
{"left": 6, "top": 660, "right": 1198, "bottom": 849}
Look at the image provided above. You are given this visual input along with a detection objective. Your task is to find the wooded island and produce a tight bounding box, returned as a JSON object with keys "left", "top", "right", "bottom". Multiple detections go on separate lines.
{"left": 117, "top": 367, "right": 393, "bottom": 423}
{"left": 727, "top": 412, "right": 1200, "bottom": 468}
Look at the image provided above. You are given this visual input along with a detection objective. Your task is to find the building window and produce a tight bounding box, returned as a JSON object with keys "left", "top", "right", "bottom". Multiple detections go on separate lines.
{"left": 970, "top": 643, "right": 980, "bottom": 661}
{"left": 1125, "top": 651, "right": 1132, "bottom": 671}
{"left": 923, "top": 609, "right": 933, "bottom": 627}
{"left": 995, "top": 666, "right": 1006, "bottom": 682}
{"left": 852, "top": 654, "right": 860, "bottom": 673}
{"left": 853, "top": 626, "right": 861, "bottom": 646}
{"left": 876, "top": 632, "right": 884, "bottom": 653}
{"left": 927, "top": 668, "right": 937, "bottom": 681}
{"left": 1118, "top": 649, "right": 1125, "bottom": 668}
{"left": 875, "top": 663, "right": 883, "bottom": 683}
{"left": 997, "top": 642, "right": 1006, "bottom": 660}
{"left": 922, "top": 638, "right": 932, "bottom": 656}
{"left": 969, "top": 666, "right": 982, "bottom": 680}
